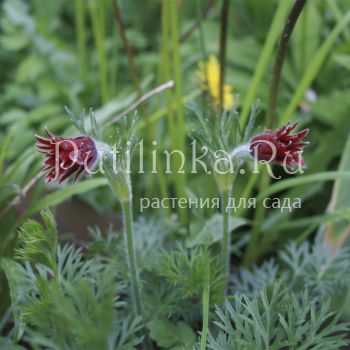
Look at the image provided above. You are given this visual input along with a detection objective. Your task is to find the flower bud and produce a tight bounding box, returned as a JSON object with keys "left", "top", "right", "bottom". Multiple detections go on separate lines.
{"left": 249, "top": 121, "right": 309, "bottom": 169}
{"left": 36, "top": 129, "right": 98, "bottom": 184}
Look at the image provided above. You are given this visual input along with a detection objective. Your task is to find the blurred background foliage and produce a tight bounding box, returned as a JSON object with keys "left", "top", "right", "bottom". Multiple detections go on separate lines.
{"left": 1, "top": 0, "right": 350, "bottom": 344}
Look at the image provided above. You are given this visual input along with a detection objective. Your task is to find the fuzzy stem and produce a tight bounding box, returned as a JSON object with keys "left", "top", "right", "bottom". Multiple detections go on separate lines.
{"left": 221, "top": 187, "right": 232, "bottom": 293}
{"left": 121, "top": 199, "right": 153, "bottom": 349}
{"left": 243, "top": 171, "right": 270, "bottom": 266}
{"left": 121, "top": 199, "right": 143, "bottom": 316}
{"left": 219, "top": 0, "right": 230, "bottom": 110}
{"left": 266, "top": 0, "right": 308, "bottom": 128}
{"left": 200, "top": 265, "right": 210, "bottom": 350}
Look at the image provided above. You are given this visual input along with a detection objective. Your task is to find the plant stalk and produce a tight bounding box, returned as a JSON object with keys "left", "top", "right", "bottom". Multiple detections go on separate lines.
{"left": 243, "top": 170, "right": 270, "bottom": 266}
{"left": 219, "top": 0, "right": 230, "bottom": 110}
{"left": 221, "top": 187, "right": 232, "bottom": 293}
{"left": 121, "top": 199, "right": 143, "bottom": 316}
{"left": 266, "top": 0, "right": 308, "bottom": 128}
{"left": 200, "top": 264, "right": 210, "bottom": 350}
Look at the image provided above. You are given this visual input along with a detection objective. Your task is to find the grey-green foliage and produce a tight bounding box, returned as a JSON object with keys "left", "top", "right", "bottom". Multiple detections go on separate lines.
{"left": 87, "top": 216, "right": 177, "bottom": 272}
{"left": 0, "top": 306, "right": 26, "bottom": 349}
{"left": 233, "top": 237, "right": 350, "bottom": 299}
{"left": 188, "top": 99, "right": 260, "bottom": 156}
{"left": 2, "top": 208, "right": 142, "bottom": 350}
{"left": 219, "top": 239, "right": 350, "bottom": 350}
{"left": 206, "top": 282, "right": 349, "bottom": 350}
{"left": 279, "top": 238, "right": 350, "bottom": 298}
{"left": 232, "top": 260, "right": 278, "bottom": 297}
{"left": 65, "top": 107, "right": 103, "bottom": 142}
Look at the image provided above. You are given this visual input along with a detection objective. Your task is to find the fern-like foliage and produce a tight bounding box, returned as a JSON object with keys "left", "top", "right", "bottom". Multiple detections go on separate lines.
{"left": 3, "top": 209, "right": 143, "bottom": 350}
{"left": 279, "top": 237, "right": 350, "bottom": 298}
{"left": 87, "top": 216, "right": 177, "bottom": 272}
{"left": 154, "top": 245, "right": 225, "bottom": 305}
{"left": 16, "top": 208, "right": 57, "bottom": 274}
{"left": 232, "top": 259, "right": 278, "bottom": 297}
{"left": 232, "top": 237, "right": 350, "bottom": 299}
{"left": 206, "top": 282, "right": 349, "bottom": 350}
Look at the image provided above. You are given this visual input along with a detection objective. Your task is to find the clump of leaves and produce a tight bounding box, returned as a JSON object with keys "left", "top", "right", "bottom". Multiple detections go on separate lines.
{"left": 205, "top": 282, "right": 349, "bottom": 350}
{"left": 279, "top": 237, "right": 350, "bottom": 298}
{"left": 232, "top": 236, "right": 350, "bottom": 299}
{"left": 154, "top": 245, "right": 225, "bottom": 305}
{"left": 3, "top": 209, "right": 350, "bottom": 350}
{"left": 2, "top": 209, "right": 142, "bottom": 350}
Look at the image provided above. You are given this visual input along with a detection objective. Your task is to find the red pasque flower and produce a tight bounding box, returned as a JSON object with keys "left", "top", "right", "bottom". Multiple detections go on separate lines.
{"left": 36, "top": 129, "right": 98, "bottom": 184}
{"left": 249, "top": 121, "right": 309, "bottom": 168}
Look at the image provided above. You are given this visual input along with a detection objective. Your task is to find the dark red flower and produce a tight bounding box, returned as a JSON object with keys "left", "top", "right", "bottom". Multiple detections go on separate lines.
{"left": 36, "top": 129, "right": 98, "bottom": 184}
{"left": 249, "top": 121, "right": 309, "bottom": 168}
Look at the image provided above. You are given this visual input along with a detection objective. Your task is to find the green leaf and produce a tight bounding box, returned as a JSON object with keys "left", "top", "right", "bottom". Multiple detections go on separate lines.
{"left": 291, "top": 2, "right": 321, "bottom": 77}
{"left": 323, "top": 134, "right": 350, "bottom": 245}
{"left": 256, "top": 171, "right": 350, "bottom": 201}
{"left": 0, "top": 126, "right": 16, "bottom": 175}
{"left": 312, "top": 90, "right": 350, "bottom": 125}
{"left": 281, "top": 9, "right": 350, "bottom": 123}
{"left": 148, "top": 318, "right": 196, "bottom": 350}
{"left": 25, "top": 178, "right": 109, "bottom": 217}
{"left": 240, "top": 0, "right": 291, "bottom": 126}
{"left": 186, "top": 213, "right": 246, "bottom": 248}
{"left": 1, "top": 258, "right": 36, "bottom": 341}
{"left": 333, "top": 54, "right": 350, "bottom": 71}
{"left": 0, "top": 340, "right": 26, "bottom": 350}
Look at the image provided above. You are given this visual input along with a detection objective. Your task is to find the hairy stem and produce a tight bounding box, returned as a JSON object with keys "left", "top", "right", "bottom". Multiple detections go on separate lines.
{"left": 243, "top": 171, "right": 270, "bottom": 266}
{"left": 221, "top": 187, "right": 232, "bottom": 293}
{"left": 219, "top": 0, "right": 230, "bottom": 110}
{"left": 121, "top": 198, "right": 153, "bottom": 349}
{"left": 266, "top": 0, "right": 308, "bottom": 128}
{"left": 200, "top": 265, "right": 210, "bottom": 350}
{"left": 121, "top": 199, "right": 143, "bottom": 316}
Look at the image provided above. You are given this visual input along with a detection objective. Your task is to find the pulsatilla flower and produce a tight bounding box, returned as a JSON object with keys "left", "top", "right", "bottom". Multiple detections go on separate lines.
{"left": 249, "top": 121, "right": 309, "bottom": 169}
{"left": 197, "top": 55, "right": 234, "bottom": 110}
{"left": 36, "top": 129, "right": 98, "bottom": 184}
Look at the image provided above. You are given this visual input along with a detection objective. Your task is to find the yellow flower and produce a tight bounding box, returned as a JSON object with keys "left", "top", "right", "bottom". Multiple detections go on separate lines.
{"left": 197, "top": 55, "right": 234, "bottom": 110}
